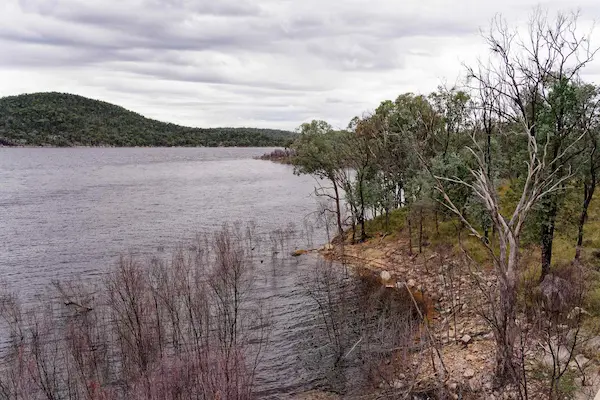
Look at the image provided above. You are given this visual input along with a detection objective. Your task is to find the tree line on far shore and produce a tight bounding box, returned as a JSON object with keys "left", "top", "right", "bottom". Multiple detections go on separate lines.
{"left": 0, "top": 92, "right": 295, "bottom": 147}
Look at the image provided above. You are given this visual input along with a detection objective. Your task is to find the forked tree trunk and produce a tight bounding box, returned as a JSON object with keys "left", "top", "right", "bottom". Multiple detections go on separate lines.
{"left": 494, "top": 237, "right": 519, "bottom": 383}
{"left": 576, "top": 180, "right": 596, "bottom": 260}
{"left": 495, "top": 277, "right": 518, "bottom": 382}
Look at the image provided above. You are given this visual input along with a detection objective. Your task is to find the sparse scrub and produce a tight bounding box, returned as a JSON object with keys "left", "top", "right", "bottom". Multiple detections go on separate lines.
{"left": 302, "top": 260, "right": 443, "bottom": 398}
{"left": 0, "top": 224, "right": 268, "bottom": 400}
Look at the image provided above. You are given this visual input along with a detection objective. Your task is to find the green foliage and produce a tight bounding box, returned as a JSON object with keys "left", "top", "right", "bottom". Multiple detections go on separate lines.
{"left": 290, "top": 121, "right": 347, "bottom": 179}
{"left": 585, "top": 286, "right": 600, "bottom": 316}
{"left": 0, "top": 92, "right": 295, "bottom": 147}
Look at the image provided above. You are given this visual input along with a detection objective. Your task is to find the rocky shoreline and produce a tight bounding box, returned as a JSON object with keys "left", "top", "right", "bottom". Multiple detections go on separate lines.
{"left": 301, "top": 236, "right": 600, "bottom": 400}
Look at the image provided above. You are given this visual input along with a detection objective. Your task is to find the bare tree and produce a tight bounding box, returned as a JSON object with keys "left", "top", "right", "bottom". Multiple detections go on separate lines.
{"left": 430, "top": 10, "right": 596, "bottom": 385}
{"left": 0, "top": 224, "right": 269, "bottom": 400}
{"left": 467, "top": 9, "right": 598, "bottom": 280}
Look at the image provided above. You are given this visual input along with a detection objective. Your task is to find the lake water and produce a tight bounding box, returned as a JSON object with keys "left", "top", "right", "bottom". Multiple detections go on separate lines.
{"left": 0, "top": 147, "right": 334, "bottom": 397}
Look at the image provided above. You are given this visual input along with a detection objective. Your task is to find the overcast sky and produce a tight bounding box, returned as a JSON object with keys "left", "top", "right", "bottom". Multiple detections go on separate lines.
{"left": 1, "top": 0, "right": 599, "bottom": 130}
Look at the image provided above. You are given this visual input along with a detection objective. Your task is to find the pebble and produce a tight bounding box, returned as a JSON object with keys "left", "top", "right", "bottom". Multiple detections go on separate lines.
{"left": 469, "top": 377, "right": 481, "bottom": 392}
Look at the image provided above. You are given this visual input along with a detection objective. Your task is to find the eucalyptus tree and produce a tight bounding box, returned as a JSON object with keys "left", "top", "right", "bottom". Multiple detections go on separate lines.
{"left": 367, "top": 100, "right": 416, "bottom": 230}
{"left": 467, "top": 10, "right": 598, "bottom": 281}
{"left": 429, "top": 87, "right": 471, "bottom": 160}
{"left": 291, "top": 120, "right": 348, "bottom": 238}
{"left": 434, "top": 10, "right": 596, "bottom": 387}
{"left": 573, "top": 84, "right": 600, "bottom": 259}
{"left": 343, "top": 116, "right": 380, "bottom": 242}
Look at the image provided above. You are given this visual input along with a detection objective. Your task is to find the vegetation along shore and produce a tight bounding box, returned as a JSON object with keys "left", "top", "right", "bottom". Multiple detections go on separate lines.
{"left": 272, "top": 10, "right": 600, "bottom": 400}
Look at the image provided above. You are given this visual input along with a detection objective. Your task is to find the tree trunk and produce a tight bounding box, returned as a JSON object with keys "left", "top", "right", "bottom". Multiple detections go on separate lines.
{"left": 385, "top": 207, "right": 390, "bottom": 232}
{"left": 576, "top": 181, "right": 595, "bottom": 260}
{"left": 350, "top": 203, "right": 358, "bottom": 244}
{"left": 397, "top": 182, "right": 404, "bottom": 208}
{"left": 540, "top": 137, "right": 563, "bottom": 282}
{"left": 494, "top": 236, "right": 520, "bottom": 385}
{"left": 495, "top": 278, "right": 517, "bottom": 382}
{"left": 332, "top": 180, "right": 344, "bottom": 239}
{"left": 484, "top": 109, "right": 492, "bottom": 241}
{"left": 358, "top": 173, "right": 367, "bottom": 242}
{"left": 360, "top": 217, "right": 366, "bottom": 243}
{"left": 418, "top": 208, "right": 423, "bottom": 254}
{"left": 540, "top": 194, "right": 558, "bottom": 282}
{"left": 407, "top": 214, "right": 413, "bottom": 255}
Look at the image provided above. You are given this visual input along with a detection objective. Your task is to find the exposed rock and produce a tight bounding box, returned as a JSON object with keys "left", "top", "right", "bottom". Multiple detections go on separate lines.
{"left": 469, "top": 377, "right": 481, "bottom": 392}
{"left": 392, "top": 379, "right": 405, "bottom": 389}
{"left": 483, "top": 331, "right": 495, "bottom": 340}
{"left": 461, "top": 334, "right": 472, "bottom": 345}
{"left": 541, "top": 343, "right": 571, "bottom": 368}
{"left": 380, "top": 270, "right": 391, "bottom": 282}
{"left": 464, "top": 368, "right": 475, "bottom": 378}
{"left": 539, "top": 274, "right": 575, "bottom": 313}
{"left": 323, "top": 243, "right": 334, "bottom": 251}
{"left": 407, "top": 278, "right": 417, "bottom": 288}
{"left": 575, "top": 354, "right": 590, "bottom": 368}
{"left": 584, "top": 336, "right": 600, "bottom": 353}
{"left": 465, "top": 354, "right": 477, "bottom": 362}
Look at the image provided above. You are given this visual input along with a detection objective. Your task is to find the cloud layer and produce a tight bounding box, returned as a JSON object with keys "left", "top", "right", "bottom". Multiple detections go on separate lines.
{"left": 1, "top": 0, "right": 599, "bottom": 129}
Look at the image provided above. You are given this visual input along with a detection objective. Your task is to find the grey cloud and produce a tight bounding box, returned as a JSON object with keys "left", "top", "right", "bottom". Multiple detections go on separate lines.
{"left": 116, "top": 62, "right": 328, "bottom": 92}
{"left": 3, "top": 0, "right": 477, "bottom": 64}
{"left": 1, "top": 0, "right": 599, "bottom": 129}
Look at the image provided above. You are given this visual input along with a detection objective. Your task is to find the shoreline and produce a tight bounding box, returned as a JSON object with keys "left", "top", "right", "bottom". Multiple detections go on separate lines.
{"left": 309, "top": 232, "right": 600, "bottom": 399}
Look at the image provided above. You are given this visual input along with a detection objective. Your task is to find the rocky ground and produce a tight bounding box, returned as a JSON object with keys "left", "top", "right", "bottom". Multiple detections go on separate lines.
{"left": 301, "top": 234, "right": 600, "bottom": 400}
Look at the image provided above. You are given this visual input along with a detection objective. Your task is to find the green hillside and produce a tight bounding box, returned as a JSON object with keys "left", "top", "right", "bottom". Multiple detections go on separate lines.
{"left": 0, "top": 92, "right": 295, "bottom": 147}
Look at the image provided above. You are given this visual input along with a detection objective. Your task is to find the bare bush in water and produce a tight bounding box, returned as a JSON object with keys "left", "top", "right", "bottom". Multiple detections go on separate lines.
{"left": 0, "top": 224, "right": 269, "bottom": 400}
{"left": 303, "top": 260, "right": 435, "bottom": 398}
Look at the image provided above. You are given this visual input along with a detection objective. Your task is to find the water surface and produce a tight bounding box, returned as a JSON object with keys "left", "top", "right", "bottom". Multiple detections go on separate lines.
{"left": 0, "top": 147, "right": 331, "bottom": 397}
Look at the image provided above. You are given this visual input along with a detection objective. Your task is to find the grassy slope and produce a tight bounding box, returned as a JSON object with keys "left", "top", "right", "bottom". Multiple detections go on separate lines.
{"left": 361, "top": 182, "right": 600, "bottom": 314}
{"left": 0, "top": 92, "right": 295, "bottom": 147}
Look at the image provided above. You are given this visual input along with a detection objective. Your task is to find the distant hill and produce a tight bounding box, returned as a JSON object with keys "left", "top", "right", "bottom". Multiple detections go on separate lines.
{"left": 0, "top": 92, "right": 295, "bottom": 147}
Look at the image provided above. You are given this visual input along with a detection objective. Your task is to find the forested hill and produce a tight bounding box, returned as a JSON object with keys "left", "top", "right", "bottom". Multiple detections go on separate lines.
{"left": 0, "top": 92, "right": 295, "bottom": 147}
